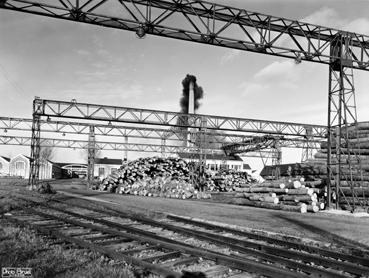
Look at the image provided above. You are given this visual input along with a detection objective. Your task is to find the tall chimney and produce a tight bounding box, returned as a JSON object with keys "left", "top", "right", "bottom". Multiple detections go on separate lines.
{"left": 188, "top": 80, "right": 195, "bottom": 114}
{"left": 187, "top": 80, "right": 195, "bottom": 147}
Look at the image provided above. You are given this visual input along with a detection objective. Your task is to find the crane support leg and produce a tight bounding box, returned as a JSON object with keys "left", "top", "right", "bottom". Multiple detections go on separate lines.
{"left": 87, "top": 125, "right": 95, "bottom": 188}
{"left": 29, "top": 98, "right": 43, "bottom": 189}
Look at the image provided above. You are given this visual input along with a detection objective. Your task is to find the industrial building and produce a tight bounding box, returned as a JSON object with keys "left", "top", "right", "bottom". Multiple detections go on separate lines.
{"left": 177, "top": 153, "right": 251, "bottom": 173}
{"left": 94, "top": 157, "right": 123, "bottom": 179}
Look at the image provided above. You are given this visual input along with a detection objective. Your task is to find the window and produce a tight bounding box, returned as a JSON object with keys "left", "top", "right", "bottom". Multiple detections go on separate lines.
{"left": 0, "top": 162, "right": 2, "bottom": 170}
{"left": 98, "top": 167, "right": 105, "bottom": 176}
{"left": 15, "top": 161, "right": 24, "bottom": 170}
{"left": 111, "top": 168, "right": 117, "bottom": 174}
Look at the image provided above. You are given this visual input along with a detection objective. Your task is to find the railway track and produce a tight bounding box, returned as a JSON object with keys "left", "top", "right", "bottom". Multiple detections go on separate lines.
{"left": 3, "top": 196, "right": 369, "bottom": 278}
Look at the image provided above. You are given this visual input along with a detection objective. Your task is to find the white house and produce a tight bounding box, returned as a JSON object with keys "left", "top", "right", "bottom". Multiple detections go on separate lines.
{"left": 9, "top": 154, "right": 61, "bottom": 179}
{"left": 0, "top": 156, "right": 10, "bottom": 176}
{"left": 9, "top": 154, "right": 31, "bottom": 178}
{"left": 94, "top": 157, "right": 122, "bottom": 179}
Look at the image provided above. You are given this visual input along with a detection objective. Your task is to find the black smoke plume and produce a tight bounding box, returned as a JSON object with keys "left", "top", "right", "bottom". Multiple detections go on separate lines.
{"left": 179, "top": 74, "right": 204, "bottom": 114}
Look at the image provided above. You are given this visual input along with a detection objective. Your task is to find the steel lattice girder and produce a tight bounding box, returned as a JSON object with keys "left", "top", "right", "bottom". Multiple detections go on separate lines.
{"left": 0, "top": 116, "right": 326, "bottom": 147}
{"left": 1, "top": 0, "right": 369, "bottom": 69}
{"left": 0, "top": 116, "right": 252, "bottom": 144}
{"left": 29, "top": 99, "right": 327, "bottom": 139}
{"left": 0, "top": 135, "right": 275, "bottom": 158}
{"left": 222, "top": 135, "right": 321, "bottom": 155}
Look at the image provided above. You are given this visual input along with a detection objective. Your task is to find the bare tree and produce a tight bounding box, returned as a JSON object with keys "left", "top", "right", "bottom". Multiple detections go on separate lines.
{"left": 40, "top": 147, "right": 55, "bottom": 161}
{"left": 80, "top": 148, "right": 102, "bottom": 162}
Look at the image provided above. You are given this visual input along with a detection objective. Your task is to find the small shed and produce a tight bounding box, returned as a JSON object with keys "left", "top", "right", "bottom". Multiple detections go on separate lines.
{"left": 9, "top": 154, "right": 63, "bottom": 179}
{"left": 9, "top": 154, "right": 31, "bottom": 178}
{"left": 94, "top": 157, "right": 122, "bottom": 179}
{"left": 0, "top": 156, "right": 10, "bottom": 176}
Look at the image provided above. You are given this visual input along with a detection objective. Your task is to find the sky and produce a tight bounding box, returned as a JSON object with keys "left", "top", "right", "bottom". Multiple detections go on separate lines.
{"left": 1, "top": 0, "right": 369, "bottom": 170}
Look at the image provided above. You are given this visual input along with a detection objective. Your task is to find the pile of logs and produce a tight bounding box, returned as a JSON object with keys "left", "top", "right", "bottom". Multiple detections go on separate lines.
{"left": 231, "top": 178, "right": 325, "bottom": 213}
{"left": 304, "top": 122, "right": 369, "bottom": 209}
{"left": 97, "top": 157, "right": 211, "bottom": 199}
{"left": 211, "top": 169, "right": 253, "bottom": 192}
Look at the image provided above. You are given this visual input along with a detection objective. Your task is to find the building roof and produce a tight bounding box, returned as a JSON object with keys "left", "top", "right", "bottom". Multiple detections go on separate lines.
{"left": 55, "top": 162, "right": 87, "bottom": 168}
{"left": 95, "top": 157, "right": 123, "bottom": 165}
{"left": 0, "top": 156, "right": 10, "bottom": 162}
{"left": 10, "top": 154, "right": 32, "bottom": 161}
{"left": 177, "top": 153, "right": 243, "bottom": 161}
{"left": 260, "top": 163, "right": 303, "bottom": 177}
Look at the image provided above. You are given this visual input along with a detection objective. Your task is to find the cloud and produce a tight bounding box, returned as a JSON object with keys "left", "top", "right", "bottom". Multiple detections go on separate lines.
{"left": 220, "top": 49, "right": 241, "bottom": 65}
{"left": 301, "top": 6, "right": 340, "bottom": 28}
{"left": 241, "top": 60, "right": 304, "bottom": 96}
{"left": 301, "top": 6, "right": 369, "bottom": 35}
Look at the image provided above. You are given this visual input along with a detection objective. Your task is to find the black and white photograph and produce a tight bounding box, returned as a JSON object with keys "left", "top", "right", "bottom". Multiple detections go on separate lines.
{"left": 0, "top": 0, "right": 369, "bottom": 277}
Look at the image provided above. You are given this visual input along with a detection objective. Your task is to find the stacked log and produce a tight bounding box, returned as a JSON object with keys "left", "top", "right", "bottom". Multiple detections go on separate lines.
{"left": 231, "top": 178, "right": 324, "bottom": 213}
{"left": 305, "top": 122, "right": 369, "bottom": 210}
{"left": 211, "top": 169, "right": 253, "bottom": 192}
{"left": 96, "top": 157, "right": 212, "bottom": 199}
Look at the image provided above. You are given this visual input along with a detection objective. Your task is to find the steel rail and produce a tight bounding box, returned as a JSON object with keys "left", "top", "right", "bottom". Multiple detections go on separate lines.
{"left": 40, "top": 195, "right": 369, "bottom": 266}
{"left": 3, "top": 213, "right": 183, "bottom": 278}
{"left": 44, "top": 202, "right": 367, "bottom": 277}
{"left": 20, "top": 206, "right": 309, "bottom": 278}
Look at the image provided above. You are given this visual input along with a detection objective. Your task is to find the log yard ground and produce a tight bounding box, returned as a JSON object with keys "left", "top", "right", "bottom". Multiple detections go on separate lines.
{"left": 1, "top": 178, "right": 369, "bottom": 278}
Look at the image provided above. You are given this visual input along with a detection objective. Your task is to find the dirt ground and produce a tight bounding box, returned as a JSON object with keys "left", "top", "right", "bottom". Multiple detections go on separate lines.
{"left": 48, "top": 179, "right": 369, "bottom": 249}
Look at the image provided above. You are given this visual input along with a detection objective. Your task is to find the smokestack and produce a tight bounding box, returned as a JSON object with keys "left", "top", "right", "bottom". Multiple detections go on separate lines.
{"left": 179, "top": 74, "right": 203, "bottom": 114}
{"left": 188, "top": 80, "right": 195, "bottom": 114}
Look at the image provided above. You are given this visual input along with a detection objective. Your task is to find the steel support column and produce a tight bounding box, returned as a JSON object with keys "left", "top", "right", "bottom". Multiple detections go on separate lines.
{"left": 327, "top": 33, "right": 363, "bottom": 211}
{"left": 124, "top": 136, "right": 128, "bottom": 160}
{"left": 29, "top": 98, "right": 43, "bottom": 189}
{"left": 301, "top": 126, "right": 314, "bottom": 162}
{"left": 87, "top": 125, "right": 95, "bottom": 188}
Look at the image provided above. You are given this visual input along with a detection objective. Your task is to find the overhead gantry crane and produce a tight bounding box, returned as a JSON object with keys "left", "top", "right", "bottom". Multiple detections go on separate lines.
{"left": 1, "top": 0, "right": 369, "bottom": 209}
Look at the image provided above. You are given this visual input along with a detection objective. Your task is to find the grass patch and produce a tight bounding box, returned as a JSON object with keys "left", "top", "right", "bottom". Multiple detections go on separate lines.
{"left": 0, "top": 221, "right": 135, "bottom": 278}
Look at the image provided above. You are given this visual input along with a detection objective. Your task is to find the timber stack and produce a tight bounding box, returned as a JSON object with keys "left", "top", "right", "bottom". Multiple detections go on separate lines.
{"left": 97, "top": 157, "right": 211, "bottom": 199}
{"left": 305, "top": 122, "right": 369, "bottom": 210}
{"left": 211, "top": 169, "right": 253, "bottom": 192}
{"left": 231, "top": 178, "right": 325, "bottom": 213}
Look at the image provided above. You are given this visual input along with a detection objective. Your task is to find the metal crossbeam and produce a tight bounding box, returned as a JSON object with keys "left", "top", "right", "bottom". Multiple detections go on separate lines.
{"left": 1, "top": 0, "right": 369, "bottom": 70}
{"left": 0, "top": 116, "right": 326, "bottom": 147}
{"left": 32, "top": 99, "right": 327, "bottom": 138}
{"left": 0, "top": 116, "right": 250, "bottom": 144}
{"left": 222, "top": 135, "right": 321, "bottom": 156}
{"left": 0, "top": 135, "right": 272, "bottom": 158}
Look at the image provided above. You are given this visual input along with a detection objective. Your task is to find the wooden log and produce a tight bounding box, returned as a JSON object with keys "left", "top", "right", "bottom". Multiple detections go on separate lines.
{"left": 242, "top": 192, "right": 277, "bottom": 198}
{"left": 230, "top": 198, "right": 307, "bottom": 213}
{"left": 285, "top": 188, "right": 314, "bottom": 196}
{"left": 339, "top": 187, "right": 369, "bottom": 196}
{"left": 240, "top": 187, "right": 289, "bottom": 194}
{"left": 259, "top": 181, "right": 286, "bottom": 189}
{"left": 306, "top": 205, "right": 320, "bottom": 213}
{"left": 281, "top": 195, "right": 314, "bottom": 202}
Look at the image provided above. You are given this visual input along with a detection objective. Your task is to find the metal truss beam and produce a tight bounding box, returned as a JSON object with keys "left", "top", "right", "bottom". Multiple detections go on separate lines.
{"left": 0, "top": 116, "right": 255, "bottom": 144}
{"left": 1, "top": 1, "right": 369, "bottom": 70}
{"left": 31, "top": 98, "right": 327, "bottom": 139}
{"left": 222, "top": 135, "right": 321, "bottom": 156}
{"left": 0, "top": 116, "right": 326, "bottom": 149}
{"left": 0, "top": 135, "right": 273, "bottom": 158}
